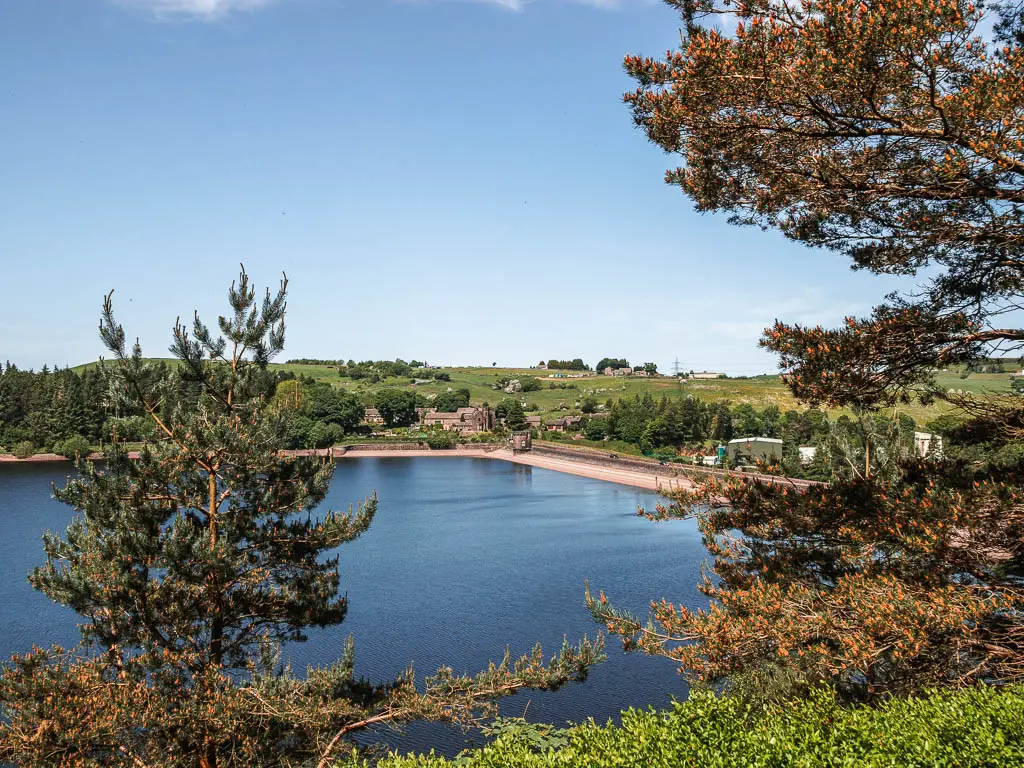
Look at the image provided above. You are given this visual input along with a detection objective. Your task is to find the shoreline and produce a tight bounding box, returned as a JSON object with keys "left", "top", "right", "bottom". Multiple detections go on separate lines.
{"left": 332, "top": 447, "right": 689, "bottom": 492}
{"left": 0, "top": 447, "right": 689, "bottom": 493}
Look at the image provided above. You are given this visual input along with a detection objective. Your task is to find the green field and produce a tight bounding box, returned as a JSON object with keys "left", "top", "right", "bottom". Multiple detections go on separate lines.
{"left": 304, "top": 365, "right": 1015, "bottom": 425}
{"left": 73, "top": 359, "right": 1019, "bottom": 427}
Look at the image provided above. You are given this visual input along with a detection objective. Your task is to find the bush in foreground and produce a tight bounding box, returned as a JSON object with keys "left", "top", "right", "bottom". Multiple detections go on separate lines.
{"left": 365, "top": 685, "right": 1024, "bottom": 768}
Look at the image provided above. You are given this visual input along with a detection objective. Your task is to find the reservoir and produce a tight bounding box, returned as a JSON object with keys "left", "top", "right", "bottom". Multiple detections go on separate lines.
{"left": 0, "top": 457, "right": 708, "bottom": 756}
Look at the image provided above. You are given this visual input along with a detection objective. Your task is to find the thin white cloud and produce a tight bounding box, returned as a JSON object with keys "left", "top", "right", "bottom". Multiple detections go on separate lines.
{"left": 400, "top": 0, "right": 639, "bottom": 10}
{"left": 474, "top": 0, "right": 527, "bottom": 8}
{"left": 399, "top": 0, "right": 529, "bottom": 9}
{"left": 118, "top": 0, "right": 638, "bottom": 16}
{"left": 114, "top": 0, "right": 281, "bottom": 19}
{"left": 567, "top": 0, "right": 629, "bottom": 6}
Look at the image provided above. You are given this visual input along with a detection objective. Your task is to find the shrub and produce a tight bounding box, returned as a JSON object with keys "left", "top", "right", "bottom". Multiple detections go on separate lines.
{"left": 55, "top": 435, "right": 92, "bottom": 460}
{"left": 425, "top": 431, "right": 455, "bottom": 450}
{"left": 12, "top": 441, "right": 36, "bottom": 459}
{"left": 519, "top": 377, "right": 542, "bottom": 393}
{"left": 104, "top": 415, "right": 158, "bottom": 443}
{"left": 368, "top": 685, "right": 1024, "bottom": 768}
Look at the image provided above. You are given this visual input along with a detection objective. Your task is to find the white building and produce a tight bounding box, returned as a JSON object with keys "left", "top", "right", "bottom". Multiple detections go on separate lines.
{"left": 914, "top": 432, "right": 943, "bottom": 458}
{"left": 728, "top": 437, "right": 783, "bottom": 464}
{"left": 691, "top": 371, "right": 726, "bottom": 380}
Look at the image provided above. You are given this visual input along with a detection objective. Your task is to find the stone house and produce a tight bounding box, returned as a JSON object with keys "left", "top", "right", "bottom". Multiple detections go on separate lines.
{"left": 422, "top": 406, "right": 494, "bottom": 433}
{"left": 545, "top": 416, "right": 582, "bottom": 433}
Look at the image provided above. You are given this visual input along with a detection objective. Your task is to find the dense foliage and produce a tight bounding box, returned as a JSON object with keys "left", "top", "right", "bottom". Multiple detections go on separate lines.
{"left": 574, "top": 393, "right": 922, "bottom": 479}
{"left": 544, "top": 359, "right": 589, "bottom": 371}
{"left": 495, "top": 398, "right": 528, "bottom": 431}
{"left": 433, "top": 389, "right": 472, "bottom": 412}
{"left": 0, "top": 360, "right": 315, "bottom": 455}
{"left": 337, "top": 360, "right": 450, "bottom": 384}
{"left": 285, "top": 358, "right": 346, "bottom": 366}
{"left": 375, "top": 388, "right": 419, "bottom": 427}
{"left": 591, "top": 454, "right": 1024, "bottom": 701}
{"left": 368, "top": 685, "right": 1024, "bottom": 768}
{"left": 0, "top": 363, "right": 115, "bottom": 452}
{"left": 595, "top": 358, "right": 629, "bottom": 373}
{"left": 274, "top": 378, "right": 366, "bottom": 448}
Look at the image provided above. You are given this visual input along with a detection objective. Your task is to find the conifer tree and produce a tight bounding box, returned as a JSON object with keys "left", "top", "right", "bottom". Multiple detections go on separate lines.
{"left": 590, "top": 0, "right": 1024, "bottom": 704}
{"left": 0, "top": 268, "right": 602, "bottom": 768}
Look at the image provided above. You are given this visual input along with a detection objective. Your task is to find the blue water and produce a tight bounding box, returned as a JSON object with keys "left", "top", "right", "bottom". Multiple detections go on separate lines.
{"left": 0, "top": 458, "right": 708, "bottom": 756}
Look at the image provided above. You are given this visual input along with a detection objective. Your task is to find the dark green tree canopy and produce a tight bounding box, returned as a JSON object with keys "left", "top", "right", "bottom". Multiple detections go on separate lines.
{"left": 495, "top": 398, "right": 528, "bottom": 431}
{"left": 596, "top": 358, "right": 629, "bottom": 373}
{"left": 546, "top": 358, "right": 589, "bottom": 371}
{"left": 374, "top": 389, "right": 418, "bottom": 427}
{"left": 434, "top": 390, "right": 470, "bottom": 412}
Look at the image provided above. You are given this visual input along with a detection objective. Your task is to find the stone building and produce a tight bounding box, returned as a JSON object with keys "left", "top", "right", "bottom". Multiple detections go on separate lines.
{"left": 421, "top": 406, "right": 494, "bottom": 433}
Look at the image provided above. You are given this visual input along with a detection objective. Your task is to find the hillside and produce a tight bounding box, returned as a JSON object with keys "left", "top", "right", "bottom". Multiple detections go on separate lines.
{"left": 71, "top": 359, "right": 1019, "bottom": 425}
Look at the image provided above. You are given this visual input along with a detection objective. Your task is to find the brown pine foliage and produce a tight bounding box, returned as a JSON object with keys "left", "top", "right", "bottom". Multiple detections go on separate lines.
{"left": 594, "top": 0, "right": 1024, "bottom": 704}
{"left": 626, "top": 0, "right": 1024, "bottom": 408}
{"left": 590, "top": 464, "right": 1024, "bottom": 701}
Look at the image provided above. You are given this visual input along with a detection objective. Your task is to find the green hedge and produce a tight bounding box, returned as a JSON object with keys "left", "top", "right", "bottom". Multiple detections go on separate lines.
{"left": 361, "top": 686, "right": 1024, "bottom": 768}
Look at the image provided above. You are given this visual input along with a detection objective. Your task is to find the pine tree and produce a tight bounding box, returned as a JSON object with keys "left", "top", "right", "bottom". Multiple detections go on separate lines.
{"left": 0, "top": 269, "right": 603, "bottom": 768}
{"left": 588, "top": 0, "right": 1024, "bottom": 704}
{"left": 626, "top": 0, "right": 1024, "bottom": 425}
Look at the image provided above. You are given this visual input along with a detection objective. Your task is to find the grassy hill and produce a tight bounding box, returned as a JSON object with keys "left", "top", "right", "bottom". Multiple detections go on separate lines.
{"left": 72, "top": 359, "right": 1020, "bottom": 426}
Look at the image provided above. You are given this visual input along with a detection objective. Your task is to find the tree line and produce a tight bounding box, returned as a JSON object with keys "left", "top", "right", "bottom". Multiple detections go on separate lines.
{"left": 0, "top": 361, "right": 492, "bottom": 454}
{"left": 561, "top": 392, "right": 931, "bottom": 480}
{"left": 0, "top": 363, "right": 107, "bottom": 457}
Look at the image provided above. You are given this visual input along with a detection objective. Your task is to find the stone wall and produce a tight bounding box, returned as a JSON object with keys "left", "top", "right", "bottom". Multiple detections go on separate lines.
{"left": 530, "top": 443, "right": 685, "bottom": 477}
{"left": 336, "top": 442, "right": 427, "bottom": 454}
{"left": 528, "top": 442, "right": 817, "bottom": 486}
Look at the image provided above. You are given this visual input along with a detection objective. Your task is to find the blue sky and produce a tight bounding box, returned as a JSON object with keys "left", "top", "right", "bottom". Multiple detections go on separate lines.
{"left": 1, "top": 0, "right": 913, "bottom": 374}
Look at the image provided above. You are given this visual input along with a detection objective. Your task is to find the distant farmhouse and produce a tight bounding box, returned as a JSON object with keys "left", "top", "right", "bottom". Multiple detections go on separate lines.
{"left": 544, "top": 416, "right": 582, "bottom": 433}
{"left": 422, "top": 406, "right": 494, "bottom": 434}
{"left": 361, "top": 405, "right": 493, "bottom": 434}
{"left": 690, "top": 371, "right": 726, "bottom": 380}
{"left": 604, "top": 367, "right": 633, "bottom": 376}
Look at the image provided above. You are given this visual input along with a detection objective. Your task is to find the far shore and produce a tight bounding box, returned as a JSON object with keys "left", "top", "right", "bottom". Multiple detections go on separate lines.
{"left": 0, "top": 446, "right": 689, "bottom": 493}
